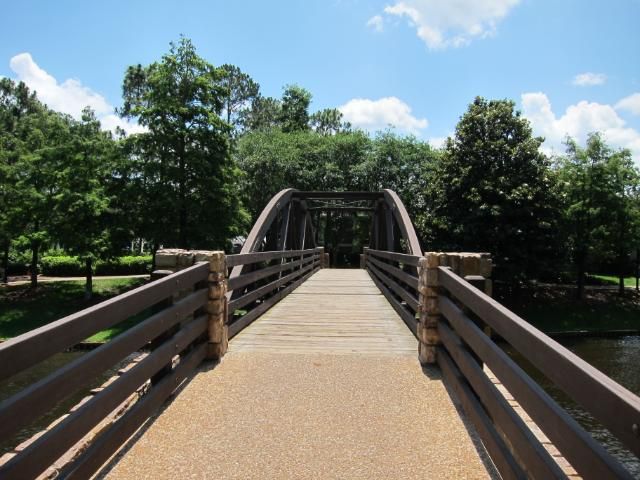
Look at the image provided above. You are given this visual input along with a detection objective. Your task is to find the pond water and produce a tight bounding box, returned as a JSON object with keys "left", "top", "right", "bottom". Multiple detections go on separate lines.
{"left": 0, "top": 350, "right": 129, "bottom": 455}
{"left": 503, "top": 335, "right": 640, "bottom": 477}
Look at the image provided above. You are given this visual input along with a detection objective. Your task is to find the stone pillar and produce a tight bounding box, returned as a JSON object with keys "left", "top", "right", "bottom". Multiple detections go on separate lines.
{"left": 206, "top": 252, "right": 228, "bottom": 360}
{"left": 323, "top": 252, "right": 330, "bottom": 269}
{"left": 417, "top": 252, "right": 442, "bottom": 365}
{"left": 154, "top": 249, "right": 230, "bottom": 360}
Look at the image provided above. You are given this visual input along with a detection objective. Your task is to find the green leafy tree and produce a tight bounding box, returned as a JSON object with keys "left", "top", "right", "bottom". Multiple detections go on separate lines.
{"left": 239, "top": 95, "right": 282, "bottom": 132}
{"left": 424, "top": 97, "right": 560, "bottom": 281}
{"left": 310, "top": 108, "right": 350, "bottom": 135}
{"left": 120, "top": 37, "right": 248, "bottom": 249}
{"left": 279, "top": 85, "right": 312, "bottom": 133}
{"left": 0, "top": 79, "right": 43, "bottom": 283}
{"left": 54, "top": 108, "right": 116, "bottom": 299}
{"left": 558, "top": 133, "right": 640, "bottom": 297}
{"left": 219, "top": 64, "right": 260, "bottom": 132}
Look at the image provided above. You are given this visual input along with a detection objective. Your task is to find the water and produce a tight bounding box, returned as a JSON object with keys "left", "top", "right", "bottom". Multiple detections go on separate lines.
{"left": 0, "top": 350, "right": 129, "bottom": 455}
{"left": 503, "top": 335, "right": 640, "bottom": 477}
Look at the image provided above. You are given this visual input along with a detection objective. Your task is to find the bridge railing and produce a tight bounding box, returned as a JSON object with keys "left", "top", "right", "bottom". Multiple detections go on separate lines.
{"left": 226, "top": 247, "right": 324, "bottom": 339}
{"left": 429, "top": 259, "right": 640, "bottom": 479}
{"left": 0, "top": 261, "right": 211, "bottom": 480}
{"left": 362, "top": 247, "right": 420, "bottom": 335}
{"left": 0, "top": 246, "right": 324, "bottom": 479}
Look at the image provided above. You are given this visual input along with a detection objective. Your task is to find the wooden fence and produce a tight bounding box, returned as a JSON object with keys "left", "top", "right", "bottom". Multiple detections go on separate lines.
{"left": 364, "top": 248, "right": 640, "bottom": 479}
{"left": 0, "top": 247, "right": 324, "bottom": 479}
{"left": 362, "top": 247, "right": 420, "bottom": 336}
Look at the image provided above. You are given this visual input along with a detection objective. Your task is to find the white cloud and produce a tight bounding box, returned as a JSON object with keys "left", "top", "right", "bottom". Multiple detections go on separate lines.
{"left": 521, "top": 92, "right": 640, "bottom": 161}
{"left": 339, "top": 97, "right": 428, "bottom": 135}
{"left": 379, "top": 0, "right": 520, "bottom": 49}
{"left": 9, "top": 52, "right": 143, "bottom": 135}
{"left": 428, "top": 135, "right": 449, "bottom": 149}
{"left": 367, "top": 15, "right": 384, "bottom": 32}
{"left": 572, "top": 72, "right": 607, "bottom": 86}
{"left": 615, "top": 93, "right": 640, "bottom": 116}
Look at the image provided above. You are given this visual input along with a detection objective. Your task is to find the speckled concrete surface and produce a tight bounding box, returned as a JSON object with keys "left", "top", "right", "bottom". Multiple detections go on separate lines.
{"left": 103, "top": 352, "right": 492, "bottom": 479}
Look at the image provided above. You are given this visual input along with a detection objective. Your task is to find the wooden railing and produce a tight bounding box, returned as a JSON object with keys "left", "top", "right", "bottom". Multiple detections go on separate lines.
{"left": 227, "top": 247, "right": 324, "bottom": 338}
{"left": 0, "top": 247, "right": 324, "bottom": 479}
{"left": 363, "top": 247, "right": 419, "bottom": 335}
{"left": 364, "top": 248, "right": 640, "bottom": 478}
{"left": 0, "top": 262, "right": 210, "bottom": 479}
{"left": 435, "top": 265, "right": 640, "bottom": 479}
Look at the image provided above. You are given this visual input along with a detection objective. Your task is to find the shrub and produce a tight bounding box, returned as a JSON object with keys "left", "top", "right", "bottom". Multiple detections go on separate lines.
{"left": 40, "top": 255, "right": 153, "bottom": 276}
{"left": 95, "top": 256, "right": 152, "bottom": 275}
{"left": 40, "top": 256, "right": 84, "bottom": 276}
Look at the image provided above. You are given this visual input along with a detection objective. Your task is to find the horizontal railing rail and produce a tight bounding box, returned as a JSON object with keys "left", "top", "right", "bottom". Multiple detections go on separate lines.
{"left": 0, "top": 262, "right": 208, "bottom": 382}
{"left": 0, "top": 263, "right": 210, "bottom": 480}
{"left": 436, "top": 264, "right": 640, "bottom": 479}
{"left": 226, "top": 247, "right": 323, "bottom": 338}
{"left": 363, "top": 247, "right": 421, "bottom": 335}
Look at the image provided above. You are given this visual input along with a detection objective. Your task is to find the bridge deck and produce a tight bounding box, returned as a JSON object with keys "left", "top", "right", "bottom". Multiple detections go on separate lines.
{"left": 103, "top": 269, "right": 493, "bottom": 479}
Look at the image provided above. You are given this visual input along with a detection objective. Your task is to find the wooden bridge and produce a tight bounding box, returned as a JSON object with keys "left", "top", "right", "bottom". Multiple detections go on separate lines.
{"left": 0, "top": 190, "right": 639, "bottom": 479}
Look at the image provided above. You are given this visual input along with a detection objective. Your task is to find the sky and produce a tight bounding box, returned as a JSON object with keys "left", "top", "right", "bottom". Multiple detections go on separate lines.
{"left": 2, "top": 0, "right": 640, "bottom": 161}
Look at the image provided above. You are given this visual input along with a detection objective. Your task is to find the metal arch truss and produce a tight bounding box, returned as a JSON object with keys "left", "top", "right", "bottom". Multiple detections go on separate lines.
{"left": 231, "top": 190, "right": 421, "bottom": 272}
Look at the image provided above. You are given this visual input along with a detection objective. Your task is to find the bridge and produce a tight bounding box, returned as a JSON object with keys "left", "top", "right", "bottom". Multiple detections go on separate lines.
{"left": 0, "top": 190, "right": 639, "bottom": 479}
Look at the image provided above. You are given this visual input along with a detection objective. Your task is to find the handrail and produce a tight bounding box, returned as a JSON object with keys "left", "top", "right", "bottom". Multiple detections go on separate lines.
{"left": 0, "top": 266, "right": 210, "bottom": 480}
{"left": 363, "top": 247, "right": 422, "bottom": 336}
{"left": 436, "top": 265, "right": 640, "bottom": 479}
{"left": 227, "top": 247, "right": 323, "bottom": 338}
{"left": 0, "top": 261, "right": 208, "bottom": 382}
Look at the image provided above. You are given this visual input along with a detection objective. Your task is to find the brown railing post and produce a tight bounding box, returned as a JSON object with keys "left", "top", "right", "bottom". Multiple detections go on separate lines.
{"left": 207, "top": 251, "right": 228, "bottom": 360}
{"left": 418, "top": 252, "right": 441, "bottom": 364}
{"left": 323, "top": 251, "right": 330, "bottom": 268}
{"left": 360, "top": 250, "right": 366, "bottom": 269}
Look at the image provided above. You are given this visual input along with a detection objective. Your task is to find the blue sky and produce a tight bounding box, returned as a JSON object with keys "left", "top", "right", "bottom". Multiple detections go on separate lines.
{"left": 2, "top": 0, "right": 639, "bottom": 160}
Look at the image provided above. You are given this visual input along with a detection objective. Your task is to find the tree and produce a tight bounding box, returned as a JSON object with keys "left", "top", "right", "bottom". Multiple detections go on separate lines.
{"left": 424, "top": 97, "right": 560, "bottom": 282}
{"left": 54, "top": 108, "right": 115, "bottom": 299}
{"left": 558, "top": 134, "right": 640, "bottom": 297}
{"left": 279, "top": 85, "right": 311, "bottom": 133}
{"left": 0, "top": 79, "right": 43, "bottom": 283}
{"left": 219, "top": 64, "right": 259, "bottom": 132}
{"left": 120, "top": 37, "right": 248, "bottom": 249}
{"left": 310, "top": 108, "right": 350, "bottom": 135}
{"left": 239, "top": 95, "right": 282, "bottom": 132}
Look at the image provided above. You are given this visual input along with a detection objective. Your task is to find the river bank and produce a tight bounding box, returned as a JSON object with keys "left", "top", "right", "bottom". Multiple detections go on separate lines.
{"left": 495, "top": 283, "right": 640, "bottom": 335}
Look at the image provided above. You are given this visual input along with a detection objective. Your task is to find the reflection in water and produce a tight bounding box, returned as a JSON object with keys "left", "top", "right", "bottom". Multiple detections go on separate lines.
{"left": 504, "top": 335, "right": 640, "bottom": 477}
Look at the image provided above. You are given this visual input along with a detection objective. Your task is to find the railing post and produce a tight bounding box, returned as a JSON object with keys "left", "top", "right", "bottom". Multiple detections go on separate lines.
{"left": 418, "top": 252, "right": 441, "bottom": 364}
{"left": 360, "top": 248, "right": 367, "bottom": 269}
{"left": 323, "top": 251, "right": 330, "bottom": 268}
{"left": 207, "top": 251, "right": 228, "bottom": 360}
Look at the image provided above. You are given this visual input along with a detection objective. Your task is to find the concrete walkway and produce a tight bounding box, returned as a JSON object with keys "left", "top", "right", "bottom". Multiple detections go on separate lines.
{"left": 102, "top": 270, "right": 492, "bottom": 479}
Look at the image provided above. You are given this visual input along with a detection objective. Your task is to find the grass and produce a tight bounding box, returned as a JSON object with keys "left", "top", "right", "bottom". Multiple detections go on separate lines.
{"left": 590, "top": 274, "right": 638, "bottom": 288}
{"left": 497, "top": 284, "right": 640, "bottom": 333}
{"left": 0, "top": 278, "right": 148, "bottom": 341}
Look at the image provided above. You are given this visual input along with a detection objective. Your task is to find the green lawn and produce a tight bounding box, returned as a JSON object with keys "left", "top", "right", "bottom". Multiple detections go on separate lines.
{"left": 590, "top": 274, "right": 638, "bottom": 288}
{"left": 497, "top": 285, "right": 640, "bottom": 333}
{"left": 0, "top": 278, "right": 148, "bottom": 341}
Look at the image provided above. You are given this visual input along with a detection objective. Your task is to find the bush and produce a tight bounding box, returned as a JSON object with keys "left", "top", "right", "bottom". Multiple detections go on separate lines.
{"left": 40, "top": 255, "right": 152, "bottom": 276}
{"left": 40, "top": 256, "right": 84, "bottom": 276}
{"left": 95, "top": 256, "right": 152, "bottom": 275}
